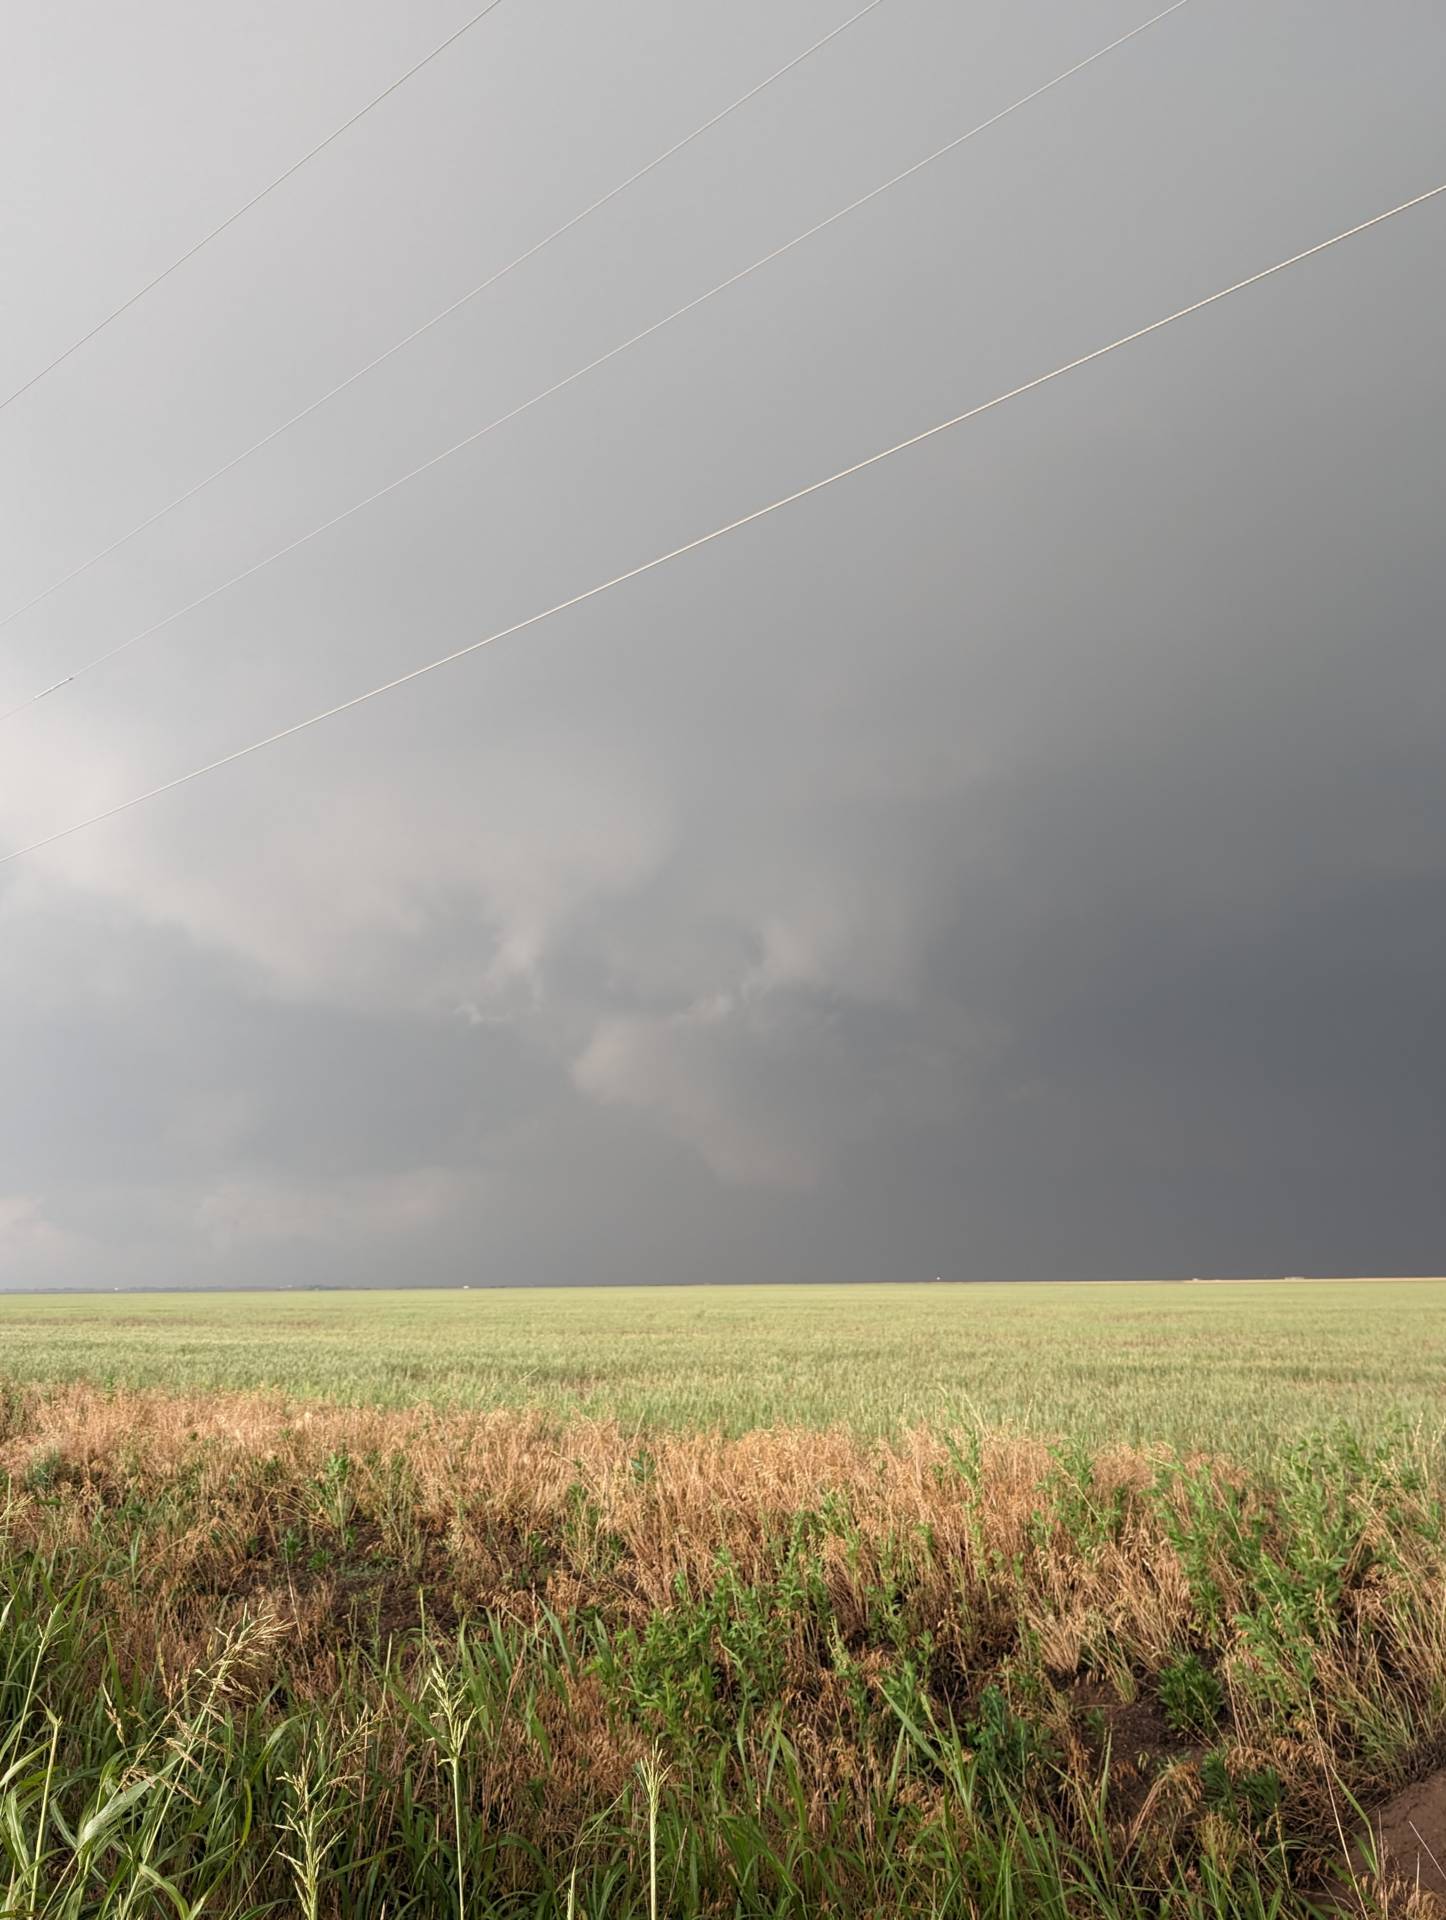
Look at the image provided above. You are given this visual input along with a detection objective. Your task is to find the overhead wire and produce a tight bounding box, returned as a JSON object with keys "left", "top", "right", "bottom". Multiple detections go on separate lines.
{"left": 0, "top": 0, "right": 510, "bottom": 417}
{"left": 0, "top": 0, "right": 1188, "bottom": 724}
{"left": 0, "top": 0, "right": 887, "bottom": 632}
{"left": 3, "top": 178, "right": 1440, "bottom": 868}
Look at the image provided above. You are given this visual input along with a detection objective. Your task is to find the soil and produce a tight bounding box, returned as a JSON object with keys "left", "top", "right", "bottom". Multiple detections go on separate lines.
{"left": 1069, "top": 1678, "right": 1195, "bottom": 1821}
{"left": 1361, "top": 1768, "right": 1446, "bottom": 1906}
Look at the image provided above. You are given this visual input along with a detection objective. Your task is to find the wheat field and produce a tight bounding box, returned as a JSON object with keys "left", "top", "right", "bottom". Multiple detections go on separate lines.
{"left": 0, "top": 1278, "right": 1442, "bottom": 1454}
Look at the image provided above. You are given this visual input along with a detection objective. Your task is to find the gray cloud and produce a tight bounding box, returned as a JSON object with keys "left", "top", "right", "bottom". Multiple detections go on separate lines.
{"left": 0, "top": 0, "right": 1442, "bottom": 1288}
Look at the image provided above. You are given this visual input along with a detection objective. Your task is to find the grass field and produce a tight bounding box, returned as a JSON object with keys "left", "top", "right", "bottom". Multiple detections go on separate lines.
{"left": 1, "top": 1279, "right": 1444, "bottom": 1456}
{"left": 1, "top": 1282, "right": 1444, "bottom": 1917}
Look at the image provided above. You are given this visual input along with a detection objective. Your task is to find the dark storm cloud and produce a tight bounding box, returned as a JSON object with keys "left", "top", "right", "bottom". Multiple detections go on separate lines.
{"left": 0, "top": 0, "right": 1442, "bottom": 1286}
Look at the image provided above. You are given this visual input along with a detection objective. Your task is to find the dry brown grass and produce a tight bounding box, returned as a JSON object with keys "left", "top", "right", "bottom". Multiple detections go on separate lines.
{"left": 1, "top": 1381, "right": 1443, "bottom": 1914}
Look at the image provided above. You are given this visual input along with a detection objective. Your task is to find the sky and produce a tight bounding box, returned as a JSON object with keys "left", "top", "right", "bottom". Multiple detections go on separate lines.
{"left": 0, "top": 0, "right": 1442, "bottom": 1290}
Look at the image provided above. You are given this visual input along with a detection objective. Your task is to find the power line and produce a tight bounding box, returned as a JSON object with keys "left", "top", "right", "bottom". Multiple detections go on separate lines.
{"left": 0, "top": 0, "right": 886, "bottom": 632}
{"left": 4, "top": 179, "right": 1440, "bottom": 870}
{"left": 1, "top": 0, "right": 1189, "bottom": 723}
{"left": 0, "top": 2, "right": 511, "bottom": 419}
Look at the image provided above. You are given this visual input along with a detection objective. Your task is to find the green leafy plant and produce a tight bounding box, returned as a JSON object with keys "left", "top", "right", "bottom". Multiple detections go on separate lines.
{"left": 1158, "top": 1651, "right": 1226, "bottom": 1738}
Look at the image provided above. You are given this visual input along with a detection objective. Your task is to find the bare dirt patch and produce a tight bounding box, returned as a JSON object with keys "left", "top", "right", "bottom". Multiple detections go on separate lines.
{"left": 1361, "top": 1769, "right": 1446, "bottom": 1906}
{"left": 1070, "top": 1679, "right": 1197, "bottom": 1822}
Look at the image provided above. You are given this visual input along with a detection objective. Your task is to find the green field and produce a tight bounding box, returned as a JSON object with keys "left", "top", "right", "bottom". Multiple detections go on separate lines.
{"left": 3, "top": 1282, "right": 1445, "bottom": 1915}
{"left": 1, "top": 1279, "right": 1443, "bottom": 1455}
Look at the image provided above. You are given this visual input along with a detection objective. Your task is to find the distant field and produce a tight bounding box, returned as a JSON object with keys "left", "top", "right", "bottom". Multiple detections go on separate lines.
{"left": 0, "top": 1278, "right": 1442, "bottom": 1454}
